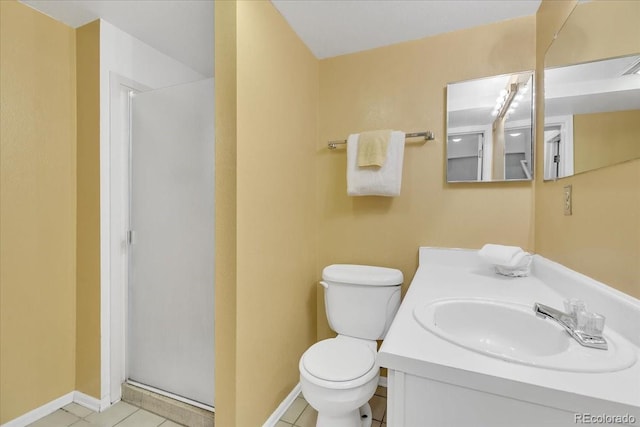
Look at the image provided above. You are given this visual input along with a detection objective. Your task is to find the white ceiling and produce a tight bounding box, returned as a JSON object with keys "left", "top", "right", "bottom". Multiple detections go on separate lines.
{"left": 21, "top": 0, "right": 215, "bottom": 77}
{"left": 271, "top": 0, "right": 541, "bottom": 59}
{"left": 21, "top": 0, "right": 542, "bottom": 77}
{"left": 545, "top": 55, "right": 640, "bottom": 117}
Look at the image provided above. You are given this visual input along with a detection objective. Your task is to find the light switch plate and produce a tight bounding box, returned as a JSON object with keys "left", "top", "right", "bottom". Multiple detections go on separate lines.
{"left": 564, "top": 185, "right": 572, "bottom": 216}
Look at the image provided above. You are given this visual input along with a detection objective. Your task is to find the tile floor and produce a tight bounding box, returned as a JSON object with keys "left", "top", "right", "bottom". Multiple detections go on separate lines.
{"left": 28, "top": 386, "right": 387, "bottom": 427}
{"left": 27, "top": 401, "right": 184, "bottom": 427}
{"left": 277, "top": 386, "right": 387, "bottom": 427}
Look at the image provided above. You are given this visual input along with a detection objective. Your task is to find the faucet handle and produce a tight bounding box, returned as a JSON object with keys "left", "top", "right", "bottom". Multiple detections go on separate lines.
{"left": 563, "top": 298, "right": 586, "bottom": 322}
{"left": 577, "top": 310, "right": 606, "bottom": 337}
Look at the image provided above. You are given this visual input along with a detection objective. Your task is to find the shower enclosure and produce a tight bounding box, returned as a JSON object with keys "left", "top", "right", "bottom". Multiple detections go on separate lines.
{"left": 127, "top": 78, "right": 215, "bottom": 408}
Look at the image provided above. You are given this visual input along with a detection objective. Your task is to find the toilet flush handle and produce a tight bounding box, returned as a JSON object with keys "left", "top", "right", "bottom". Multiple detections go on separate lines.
{"left": 319, "top": 281, "right": 329, "bottom": 289}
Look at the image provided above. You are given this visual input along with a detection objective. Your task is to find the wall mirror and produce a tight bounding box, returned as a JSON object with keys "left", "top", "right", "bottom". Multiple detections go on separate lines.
{"left": 543, "top": 1, "right": 640, "bottom": 180}
{"left": 446, "top": 71, "right": 534, "bottom": 183}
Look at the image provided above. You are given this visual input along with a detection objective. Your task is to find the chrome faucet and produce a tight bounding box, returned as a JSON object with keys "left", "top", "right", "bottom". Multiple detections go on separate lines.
{"left": 533, "top": 303, "right": 608, "bottom": 350}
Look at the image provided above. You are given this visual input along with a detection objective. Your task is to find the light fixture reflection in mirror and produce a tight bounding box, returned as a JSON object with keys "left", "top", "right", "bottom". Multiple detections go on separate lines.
{"left": 446, "top": 71, "right": 534, "bottom": 183}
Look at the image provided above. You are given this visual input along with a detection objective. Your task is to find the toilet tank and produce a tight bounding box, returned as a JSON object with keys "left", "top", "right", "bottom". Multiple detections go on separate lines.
{"left": 322, "top": 264, "right": 403, "bottom": 340}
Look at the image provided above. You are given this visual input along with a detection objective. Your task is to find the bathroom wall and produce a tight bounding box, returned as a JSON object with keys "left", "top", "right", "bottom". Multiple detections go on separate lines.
{"left": 2, "top": 7, "right": 210, "bottom": 422}
{"left": 75, "top": 19, "right": 101, "bottom": 401}
{"left": 573, "top": 110, "right": 640, "bottom": 175}
{"left": 0, "top": 1, "right": 77, "bottom": 422}
{"left": 316, "top": 16, "right": 536, "bottom": 339}
{"left": 544, "top": 0, "right": 640, "bottom": 69}
{"left": 215, "top": 1, "right": 319, "bottom": 425}
{"left": 214, "top": 1, "right": 237, "bottom": 424}
{"left": 535, "top": 0, "right": 640, "bottom": 298}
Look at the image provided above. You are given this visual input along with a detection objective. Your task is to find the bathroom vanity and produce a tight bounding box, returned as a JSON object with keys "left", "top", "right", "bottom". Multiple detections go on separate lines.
{"left": 378, "top": 248, "right": 640, "bottom": 427}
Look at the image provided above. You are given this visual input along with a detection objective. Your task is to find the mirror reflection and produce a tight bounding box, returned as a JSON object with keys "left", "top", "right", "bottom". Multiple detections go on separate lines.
{"left": 446, "top": 71, "right": 534, "bottom": 183}
{"left": 543, "top": 0, "right": 640, "bottom": 180}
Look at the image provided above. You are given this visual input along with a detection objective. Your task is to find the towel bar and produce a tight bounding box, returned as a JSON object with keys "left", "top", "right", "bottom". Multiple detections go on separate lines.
{"left": 327, "top": 131, "right": 435, "bottom": 150}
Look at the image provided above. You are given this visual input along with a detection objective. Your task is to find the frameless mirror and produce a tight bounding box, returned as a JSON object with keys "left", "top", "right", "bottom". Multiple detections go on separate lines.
{"left": 446, "top": 71, "right": 534, "bottom": 183}
{"left": 543, "top": 1, "right": 640, "bottom": 180}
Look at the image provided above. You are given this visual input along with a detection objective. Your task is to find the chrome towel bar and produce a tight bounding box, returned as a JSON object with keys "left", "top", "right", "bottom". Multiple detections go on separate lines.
{"left": 327, "top": 131, "right": 435, "bottom": 150}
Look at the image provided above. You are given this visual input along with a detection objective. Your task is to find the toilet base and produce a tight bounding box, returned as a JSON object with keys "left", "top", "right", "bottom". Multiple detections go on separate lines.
{"left": 359, "top": 403, "right": 373, "bottom": 427}
{"left": 316, "top": 403, "right": 372, "bottom": 427}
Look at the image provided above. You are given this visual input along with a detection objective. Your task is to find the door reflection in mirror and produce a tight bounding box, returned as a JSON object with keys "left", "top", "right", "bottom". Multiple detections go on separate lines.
{"left": 544, "top": 55, "right": 640, "bottom": 180}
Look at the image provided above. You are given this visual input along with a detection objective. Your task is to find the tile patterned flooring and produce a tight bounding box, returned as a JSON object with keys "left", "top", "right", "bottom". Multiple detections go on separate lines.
{"left": 277, "top": 386, "right": 387, "bottom": 427}
{"left": 27, "top": 386, "right": 388, "bottom": 427}
{"left": 27, "top": 401, "right": 184, "bottom": 427}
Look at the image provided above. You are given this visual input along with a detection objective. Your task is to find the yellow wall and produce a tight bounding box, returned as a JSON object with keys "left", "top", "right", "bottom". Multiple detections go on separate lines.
{"left": 535, "top": 0, "right": 640, "bottom": 298}
{"left": 573, "top": 110, "right": 640, "bottom": 174}
{"left": 316, "top": 16, "right": 536, "bottom": 339}
{"left": 214, "top": 0, "right": 238, "bottom": 425}
{"left": 0, "top": 1, "right": 77, "bottom": 422}
{"left": 75, "top": 20, "right": 101, "bottom": 398}
{"left": 545, "top": 0, "right": 640, "bottom": 68}
{"left": 217, "top": 1, "right": 319, "bottom": 425}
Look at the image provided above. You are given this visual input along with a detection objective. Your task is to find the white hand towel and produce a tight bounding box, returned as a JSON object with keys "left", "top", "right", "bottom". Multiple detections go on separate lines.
{"left": 495, "top": 255, "right": 532, "bottom": 277}
{"left": 478, "top": 244, "right": 526, "bottom": 267}
{"left": 347, "top": 131, "right": 405, "bottom": 196}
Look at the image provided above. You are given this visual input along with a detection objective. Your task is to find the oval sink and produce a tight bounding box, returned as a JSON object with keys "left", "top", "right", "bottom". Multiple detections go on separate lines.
{"left": 413, "top": 298, "right": 637, "bottom": 373}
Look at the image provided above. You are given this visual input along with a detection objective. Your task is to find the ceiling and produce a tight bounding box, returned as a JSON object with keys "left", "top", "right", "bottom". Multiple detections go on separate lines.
{"left": 21, "top": 0, "right": 215, "bottom": 77}
{"left": 21, "top": 0, "right": 542, "bottom": 77}
{"left": 272, "top": 0, "right": 541, "bottom": 59}
{"left": 545, "top": 55, "right": 640, "bottom": 117}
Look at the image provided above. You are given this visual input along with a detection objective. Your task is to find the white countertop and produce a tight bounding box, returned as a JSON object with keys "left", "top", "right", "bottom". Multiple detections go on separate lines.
{"left": 378, "top": 247, "right": 640, "bottom": 416}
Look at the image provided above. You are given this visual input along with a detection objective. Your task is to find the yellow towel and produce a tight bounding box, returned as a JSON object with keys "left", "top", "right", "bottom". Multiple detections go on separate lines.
{"left": 357, "top": 130, "right": 392, "bottom": 167}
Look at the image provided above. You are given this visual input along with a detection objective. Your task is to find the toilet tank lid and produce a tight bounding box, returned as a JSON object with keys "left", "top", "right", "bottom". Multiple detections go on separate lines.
{"left": 322, "top": 264, "right": 403, "bottom": 286}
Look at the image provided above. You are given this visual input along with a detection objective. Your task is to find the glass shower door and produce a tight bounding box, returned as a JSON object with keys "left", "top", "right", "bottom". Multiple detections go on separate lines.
{"left": 128, "top": 78, "right": 215, "bottom": 407}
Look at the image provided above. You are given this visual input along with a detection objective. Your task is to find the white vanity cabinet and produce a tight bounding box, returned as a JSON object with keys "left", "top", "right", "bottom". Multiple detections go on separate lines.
{"left": 386, "top": 369, "right": 578, "bottom": 427}
{"left": 378, "top": 248, "right": 640, "bottom": 427}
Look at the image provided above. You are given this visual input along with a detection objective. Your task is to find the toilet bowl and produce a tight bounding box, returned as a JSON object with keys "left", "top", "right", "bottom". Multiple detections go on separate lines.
{"left": 299, "top": 264, "right": 403, "bottom": 427}
{"left": 299, "top": 336, "right": 378, "bottom": 427}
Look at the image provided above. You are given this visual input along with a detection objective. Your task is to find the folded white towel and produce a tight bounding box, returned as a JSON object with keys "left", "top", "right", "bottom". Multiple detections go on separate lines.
{"left": 347, "top": 131, "right": 405, "bottom": 196}
{"left": 478, "top": 244, "right": 526, "bottom": 268}
{"left": 495, "top": 255, "right": 532, "bottom": 277}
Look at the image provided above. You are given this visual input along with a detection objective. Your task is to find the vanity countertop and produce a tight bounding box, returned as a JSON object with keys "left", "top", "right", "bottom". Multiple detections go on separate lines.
{"left": 378, "top": 247, "right": 640, "bottom": 416}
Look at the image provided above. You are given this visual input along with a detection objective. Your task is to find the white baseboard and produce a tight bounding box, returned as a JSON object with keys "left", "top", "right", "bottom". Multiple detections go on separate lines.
{"left": 0, "top": 392, "right": 74, "bottom": 427}
{"left": 262, "top": 383, "right": 302, "bottom": 427}
{"left": 73, "top": 391, "right": 104, "bottom": 412}
{"left": 0, "top": 391, "right": 107, "bottom": 427}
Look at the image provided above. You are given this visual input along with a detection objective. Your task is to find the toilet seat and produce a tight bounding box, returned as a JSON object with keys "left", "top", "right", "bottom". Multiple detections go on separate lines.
{"left": 300, "top": 338, "right": 379, "bottom": 390}
{"left": 303, "top": 339, "right": 375, "bottom": 382}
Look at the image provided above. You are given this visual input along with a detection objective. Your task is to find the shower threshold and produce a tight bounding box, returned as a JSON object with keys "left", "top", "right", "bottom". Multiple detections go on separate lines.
{"left": 122, "top": 381, "right": 214, "bottom": 427}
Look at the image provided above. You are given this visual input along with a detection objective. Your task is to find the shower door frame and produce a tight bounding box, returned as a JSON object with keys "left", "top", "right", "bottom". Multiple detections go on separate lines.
{"left": 108, "top": 73, "right": 149, "bottom": 404}
{"left": 107, "top": 73, "right": 215, "bottom": 411}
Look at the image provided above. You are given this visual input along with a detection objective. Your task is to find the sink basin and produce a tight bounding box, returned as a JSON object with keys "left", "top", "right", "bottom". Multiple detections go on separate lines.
{"left": 413, "top": 298, "right": 637, "bottom": 372}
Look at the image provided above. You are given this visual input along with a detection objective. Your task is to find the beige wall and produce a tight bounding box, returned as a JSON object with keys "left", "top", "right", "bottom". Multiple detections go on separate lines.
{"left": 573, "top": 110, "right": 640, "bottom": 175}
{"left": 214, "top": 0, "right": 238, "bottom": 425}
{"left": 535, "top": 0, "right": 640, "bottom": 299}
{"left": 0, "top": 1, "right": 77, "bottom": 422}
{"left": 545, "top": 0, "right": 640, "bottom": 68}
{"left": 316, "top": 16, "right": 536, "bottom": 339}
{"left": 75, "top": 20, "right": 102, "bottom": 398}
{"left": 217, "top": 1, "right": 319, "bottom": 425}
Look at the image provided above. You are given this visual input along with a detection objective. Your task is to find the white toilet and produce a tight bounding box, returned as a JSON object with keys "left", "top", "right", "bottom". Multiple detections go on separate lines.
{"left": 299, "top": 264, "right": 403, "bottom": 427}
